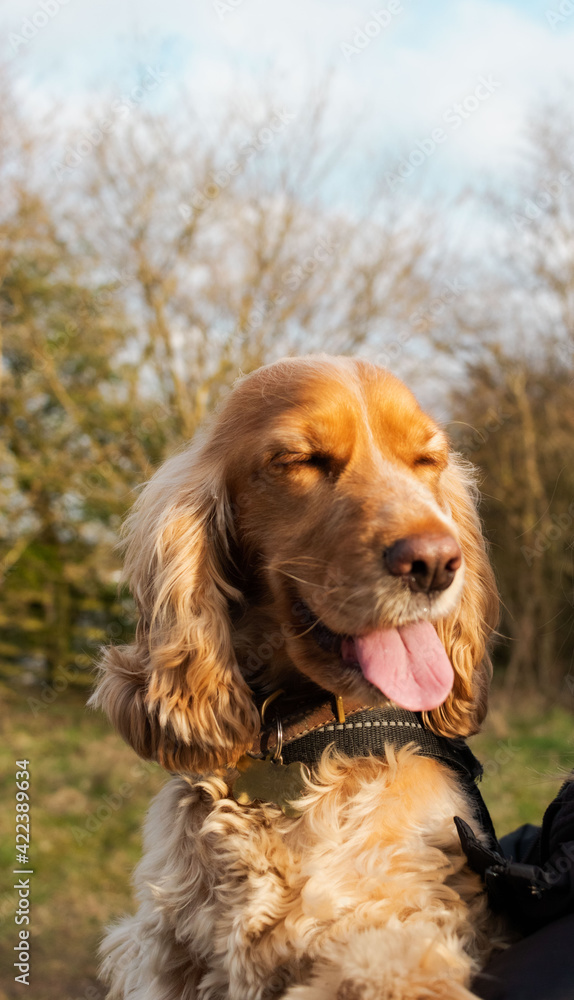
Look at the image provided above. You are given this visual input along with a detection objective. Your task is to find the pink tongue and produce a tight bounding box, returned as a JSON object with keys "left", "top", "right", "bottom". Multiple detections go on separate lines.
{"left": 342, "top": 621, "right": 454, "bottom": 712}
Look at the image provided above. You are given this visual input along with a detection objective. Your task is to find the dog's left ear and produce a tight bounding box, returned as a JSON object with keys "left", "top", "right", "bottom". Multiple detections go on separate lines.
{"left": 423, "top": 454, "right": 499, "bottom": 738}
{"left": 90, "top": 441, "right": 260, "bottom": 773}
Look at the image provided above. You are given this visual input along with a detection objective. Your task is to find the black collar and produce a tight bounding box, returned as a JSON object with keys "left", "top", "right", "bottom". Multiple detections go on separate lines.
{"left": 278, "top": 703, "right": 484, "bottom": 783}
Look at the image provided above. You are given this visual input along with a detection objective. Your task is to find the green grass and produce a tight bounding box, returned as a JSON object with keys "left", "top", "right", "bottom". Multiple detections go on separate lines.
{"left": 0, "top": 682, "right": 165, "bottom": 1000}
{"left": 0, "top": 680, "right": 572, "bottom": 1000}
{"left": 471, "top": 693, "right": 574, "bottom": 833}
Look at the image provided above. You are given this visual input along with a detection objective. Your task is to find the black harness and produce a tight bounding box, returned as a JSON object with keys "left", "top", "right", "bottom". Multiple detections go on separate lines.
{"left": 237, "top": 695, "right": 573, "bottom": 929}
{"left": 277, "top": 703, "right": 498, "bottom": 849}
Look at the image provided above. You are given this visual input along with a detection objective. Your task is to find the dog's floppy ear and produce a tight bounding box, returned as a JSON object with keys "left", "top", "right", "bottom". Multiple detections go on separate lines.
{"left": 89, "top": 441, "right": 259, "bottom": 772}
{"left": 423, "top": 453, "right": 499, "bottom": 739}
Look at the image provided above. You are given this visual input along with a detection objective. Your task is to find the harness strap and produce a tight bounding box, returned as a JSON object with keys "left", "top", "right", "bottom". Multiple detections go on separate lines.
{"left": 279, "top": 705, "right": 480, "bottom": 779}
{"left": 253, "top": 698, "right": 498, "bottom": 849}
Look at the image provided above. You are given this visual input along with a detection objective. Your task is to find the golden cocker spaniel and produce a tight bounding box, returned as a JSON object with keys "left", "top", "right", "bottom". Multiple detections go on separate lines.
{"left": 91, "top": 355, "right": 505, "bottom": 1000}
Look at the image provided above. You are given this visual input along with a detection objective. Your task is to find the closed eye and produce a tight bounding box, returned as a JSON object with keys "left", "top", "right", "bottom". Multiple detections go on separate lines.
{"left": 272, "top": 452, "right": 330, "bottom": 469}
{"left": 413, "top": 454, "right": 442, "bottom": 468}
{"left": 269, "top": 451, "right": 340, "bottom": 479}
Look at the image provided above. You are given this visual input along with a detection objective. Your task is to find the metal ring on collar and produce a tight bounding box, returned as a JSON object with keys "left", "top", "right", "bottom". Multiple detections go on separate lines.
{"left": 271, "top": 716, "right": 283, "bottom": 763}
{"left": 260, "top": 689, "right": 285, "bottom": 725}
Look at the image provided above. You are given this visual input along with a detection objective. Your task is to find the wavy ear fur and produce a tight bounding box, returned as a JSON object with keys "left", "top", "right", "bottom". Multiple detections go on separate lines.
{"left": 89, "top": 442, "right": 259, "bottom": 773}
{"left": 423, "top": 453, "right": 499, "bottom": 739}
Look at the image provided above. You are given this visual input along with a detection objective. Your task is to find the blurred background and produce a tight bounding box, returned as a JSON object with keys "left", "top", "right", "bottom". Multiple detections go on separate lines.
{"left": 1, "top": 1, "right": 574, "bottom": 997}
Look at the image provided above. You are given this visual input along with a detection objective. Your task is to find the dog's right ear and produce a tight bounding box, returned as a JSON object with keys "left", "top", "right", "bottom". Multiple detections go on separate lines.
{"left": 424, "top": 453, "right": 499, "bottom": 740}
{"left": 89, "top": 442, "right": 260, "bottom": 773}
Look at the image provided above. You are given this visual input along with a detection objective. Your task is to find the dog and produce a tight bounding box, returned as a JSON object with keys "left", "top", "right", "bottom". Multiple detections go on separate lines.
{"left": 91, "top": 354, "right": 506, "bottom": 999}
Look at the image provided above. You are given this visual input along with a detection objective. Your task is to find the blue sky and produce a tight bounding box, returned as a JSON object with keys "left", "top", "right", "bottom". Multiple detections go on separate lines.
{"left": 3, "top": 0, "right": 574, "bottom": 196}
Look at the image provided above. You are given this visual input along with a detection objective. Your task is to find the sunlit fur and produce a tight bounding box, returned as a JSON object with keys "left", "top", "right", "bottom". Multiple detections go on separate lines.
{"left": 91, "top": 355, "right": 503, "bottom": 999}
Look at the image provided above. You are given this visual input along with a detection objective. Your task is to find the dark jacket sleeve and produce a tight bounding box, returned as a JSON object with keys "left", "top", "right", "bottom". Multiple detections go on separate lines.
{"left": 456, "top": 778, "right": 574, "bottom": 934}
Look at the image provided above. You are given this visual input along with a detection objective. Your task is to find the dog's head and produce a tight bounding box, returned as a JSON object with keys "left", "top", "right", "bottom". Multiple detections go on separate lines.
{"left": 91, "top": 356, "right": 498, "bottom": 771}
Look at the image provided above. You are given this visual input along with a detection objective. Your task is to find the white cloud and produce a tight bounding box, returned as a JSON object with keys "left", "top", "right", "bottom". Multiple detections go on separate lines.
{"left": 3, "top": 0, "right": 574, "bottom": 193}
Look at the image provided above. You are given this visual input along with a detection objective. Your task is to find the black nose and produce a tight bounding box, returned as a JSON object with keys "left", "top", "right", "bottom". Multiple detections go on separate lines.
{"left": 384, "top": 533, "right": 462, "bottom": 593}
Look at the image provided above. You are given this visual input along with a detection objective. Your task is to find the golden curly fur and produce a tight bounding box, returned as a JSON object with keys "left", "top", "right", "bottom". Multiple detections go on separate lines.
{"left": 91, "top": 355, "right": 504, "bottom": 999}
